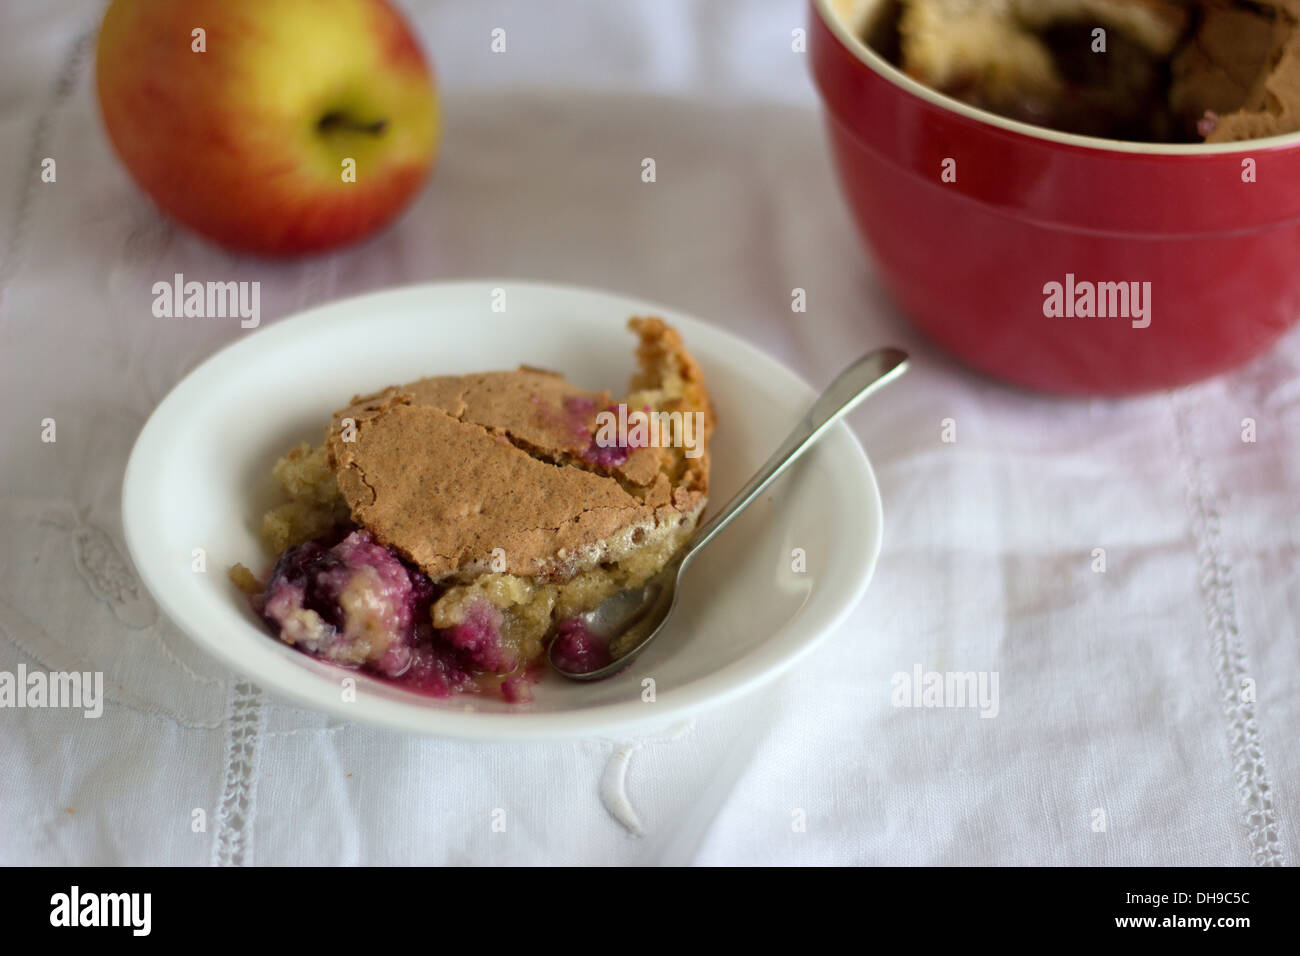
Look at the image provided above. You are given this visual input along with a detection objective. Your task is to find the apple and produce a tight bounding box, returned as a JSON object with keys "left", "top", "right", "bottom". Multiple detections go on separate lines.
{"left": 96, "top": 0, "right": 439, "bottom": 257}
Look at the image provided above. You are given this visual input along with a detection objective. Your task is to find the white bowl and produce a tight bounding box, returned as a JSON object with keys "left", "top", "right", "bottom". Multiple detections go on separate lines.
{"left": 122, "top": 281, "right": 883, "bottom": 740}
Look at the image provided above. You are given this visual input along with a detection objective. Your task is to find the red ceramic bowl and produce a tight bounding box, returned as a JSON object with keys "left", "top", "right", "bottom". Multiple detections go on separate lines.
{"left": 810, "top": 0, "right": 1300, "bottom": 395}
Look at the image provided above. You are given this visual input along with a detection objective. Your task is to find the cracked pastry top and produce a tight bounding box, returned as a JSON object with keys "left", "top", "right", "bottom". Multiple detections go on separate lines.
{"left": 328, "top": 368, "right": 706, "bottom": 582}
{"left": 232, "top": 317, "right": 713, "bottom": 703}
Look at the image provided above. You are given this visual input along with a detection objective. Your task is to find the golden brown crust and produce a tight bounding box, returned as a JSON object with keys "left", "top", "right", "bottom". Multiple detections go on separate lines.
{"left": 324, "top": 319, "right": 713, "bottom": 583}
{"left": 627, "top": 316, "right": 714, "bottom": 514}
{"left": 331, "top": 400, "right": 653, "bottom": 580}
{"left": 1188, "top": 4, "right": 1300, "bottom": 143}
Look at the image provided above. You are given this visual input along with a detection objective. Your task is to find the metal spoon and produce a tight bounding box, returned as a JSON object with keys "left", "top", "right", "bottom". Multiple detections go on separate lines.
{"left": 546, "top": 346, "right": 909, "bottom": 680}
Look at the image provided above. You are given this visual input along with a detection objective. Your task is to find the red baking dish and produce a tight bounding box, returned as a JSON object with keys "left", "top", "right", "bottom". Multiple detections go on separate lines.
{"left": 810, "top": 0, "right": 1300, "bottom": 395}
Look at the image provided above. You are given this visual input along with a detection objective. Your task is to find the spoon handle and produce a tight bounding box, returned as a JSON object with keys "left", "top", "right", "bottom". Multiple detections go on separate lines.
{"left": 683, "top": 347, "right": 908, "bottom": 561}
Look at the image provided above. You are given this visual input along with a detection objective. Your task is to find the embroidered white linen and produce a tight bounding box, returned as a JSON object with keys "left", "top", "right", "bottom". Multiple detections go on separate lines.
{"left": 0, "top": 0, "right": 1295, "bottom": 865}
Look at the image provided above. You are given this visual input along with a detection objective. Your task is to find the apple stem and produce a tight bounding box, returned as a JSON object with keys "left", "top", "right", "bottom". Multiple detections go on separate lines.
{"left": 317, "top": 112, "right": 388, "bottom": 136}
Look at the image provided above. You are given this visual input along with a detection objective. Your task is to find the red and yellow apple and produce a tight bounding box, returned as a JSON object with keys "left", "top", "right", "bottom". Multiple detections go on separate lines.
{"left": 96, "top": 0, "right": 439, "bottom": 257}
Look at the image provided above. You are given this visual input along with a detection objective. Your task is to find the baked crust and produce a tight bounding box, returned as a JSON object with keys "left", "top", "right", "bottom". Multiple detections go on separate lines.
{"left": 1177, "top": 2, "right": 1300, "bottom": 143}
{"left": 323, "top": 317, "right": 712, "bottom": 583}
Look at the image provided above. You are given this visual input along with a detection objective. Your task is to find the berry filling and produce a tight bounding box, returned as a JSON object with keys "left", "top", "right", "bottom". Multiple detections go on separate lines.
{"left": 548, "top": 618, "right": 612, "bottom": 675}
{"left": 256, "top": 531, "right": 529, "bottom": 701}
{"left": 444, "top": 599, "right": 516, "bottom": 672}
{"left": 565, "top": 397, "right": 651, "bottom": 468}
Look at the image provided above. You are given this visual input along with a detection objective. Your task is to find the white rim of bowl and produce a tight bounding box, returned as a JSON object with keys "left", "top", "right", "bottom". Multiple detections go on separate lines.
{"left": 813, "top": 0, "right": 1300, "bottom": 156}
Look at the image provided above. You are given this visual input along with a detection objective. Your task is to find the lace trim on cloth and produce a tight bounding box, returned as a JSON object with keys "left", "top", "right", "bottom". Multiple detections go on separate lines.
{"left": 0, "top": 27, "right": 94, "bottom": 285}
{"left": 211, "top": 682, "right": 264, "bottom": 866}
{"left": 1173, "top": 394, "right": 1285, "bottom": 866}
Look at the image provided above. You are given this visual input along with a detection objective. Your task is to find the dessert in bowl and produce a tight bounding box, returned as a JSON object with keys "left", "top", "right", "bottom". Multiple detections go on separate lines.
{"left": 231, "top": 318, "right": 713, "bottom": 703}
{"left": 811, "top": 0, "right": 1300, "bottom": 394}
{"left": 120, "top": 282, "right": 884, "bottom": 739}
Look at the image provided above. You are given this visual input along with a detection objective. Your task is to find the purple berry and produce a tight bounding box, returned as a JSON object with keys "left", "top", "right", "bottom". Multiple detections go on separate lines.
{"left": 549, "top": 618, "right": 611, "bottom": 675}
{"left": 443, "top": 598, "right": 515, "bottom": 672}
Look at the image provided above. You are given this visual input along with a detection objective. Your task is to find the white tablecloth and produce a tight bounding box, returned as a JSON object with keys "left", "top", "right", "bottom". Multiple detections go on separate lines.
{"left": 1, "top": 0, "right": 1295, "bottom": 866}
